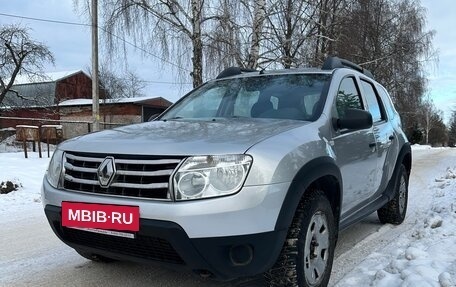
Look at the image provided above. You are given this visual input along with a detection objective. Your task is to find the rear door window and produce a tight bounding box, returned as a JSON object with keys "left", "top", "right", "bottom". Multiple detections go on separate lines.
{"left": 376, "top": 85, "right": 397, "bottom": 119}
{"left": 360, "top": 80, "right": 385, "bottom": 122}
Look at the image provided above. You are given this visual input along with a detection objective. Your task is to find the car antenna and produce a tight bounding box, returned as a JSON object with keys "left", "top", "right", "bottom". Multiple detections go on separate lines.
{"left": 259, "top": 55, "right": 282, "bottom": 74}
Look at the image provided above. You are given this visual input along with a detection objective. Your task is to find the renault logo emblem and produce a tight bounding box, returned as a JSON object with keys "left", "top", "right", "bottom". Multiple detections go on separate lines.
{"left": 97, "top": 157, "right": 116, "bottom": 187}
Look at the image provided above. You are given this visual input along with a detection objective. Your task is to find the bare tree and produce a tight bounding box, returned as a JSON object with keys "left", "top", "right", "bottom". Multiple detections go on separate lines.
{"left": 204, "top": 0, "right": 243, "bottom": 71}
{"left": 204, "top": 0, "right": 269, "bottom": 72}
{"left": 76, "top": 0, "right": 224, "bottom": 88}
{"left": 85, "top": 60, "right": 146, "bottom": 99}
{"left": 95, "top": 65, "right": 146, "bottom": 99}
{"left": 263, "top": 0, "right": 319, "bottom": 68}
{"left": 245, "top": 0, "right": 266, "bottom": 69}
{"left": 321, "top": 0, "right": 436, "bottom": 140}
{"left": 0, "top": 24, "right": 54, "bottom": 106}
{"left": 75, "top": 0, "right": 436, "bottom": 137}
{"left": 311, "top": 0, "right": 348, "bottom": 65}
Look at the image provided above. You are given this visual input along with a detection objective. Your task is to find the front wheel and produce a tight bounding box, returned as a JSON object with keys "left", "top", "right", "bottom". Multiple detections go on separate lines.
{"left": 377, "top": 164, "right": 408, "bottom": 224}
{"left": 265, "top": 190, "right": 336, "bottom": 287}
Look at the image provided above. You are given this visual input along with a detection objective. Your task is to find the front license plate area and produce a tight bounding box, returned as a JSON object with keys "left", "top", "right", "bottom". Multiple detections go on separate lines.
{"left": 68, "top": 227, "right": 136, "bottom": 239}
{"left": 61, "top": 202, "right": 139, "bottom": 232}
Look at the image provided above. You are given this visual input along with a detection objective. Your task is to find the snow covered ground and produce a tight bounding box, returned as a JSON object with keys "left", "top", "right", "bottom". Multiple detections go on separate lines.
{"left": 0, "top": 152, "right": 49, "bottom": 222}
{"left": 0, "top": 134, "right": 56, "bottom": 153}
{"left": 333, "top": 155, "right": 456, "bottom": 287}
{"left": 1, "top": 147, "right": 455, "bottom": 286}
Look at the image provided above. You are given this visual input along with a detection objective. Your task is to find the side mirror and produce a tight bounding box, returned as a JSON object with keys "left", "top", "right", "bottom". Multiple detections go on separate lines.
{"left": 334, "top": 108, "right": 373, "bottom": 130}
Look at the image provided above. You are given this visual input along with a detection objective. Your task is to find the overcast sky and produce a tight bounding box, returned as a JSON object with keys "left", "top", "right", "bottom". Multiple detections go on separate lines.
{"left": 421, "top": 0, "right": 456, "bottom": 123}
{"left": 0, "top": 0, "right": 190, "bottom": 102}
{"left": 0, "top": 0, "right": 454, "bottom": 122}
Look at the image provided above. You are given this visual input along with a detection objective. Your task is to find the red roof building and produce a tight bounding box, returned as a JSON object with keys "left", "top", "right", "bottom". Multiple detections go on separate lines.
{"left": 0, "top": 71, "right": 172, "bottom": 139}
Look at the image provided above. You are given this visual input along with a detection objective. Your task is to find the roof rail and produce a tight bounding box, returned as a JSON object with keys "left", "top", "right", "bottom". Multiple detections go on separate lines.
{"left": 216, "top": 67, "right": 257, "bottom": 79}
{"left": 322, "top": 56, "right": 374, "bottom": 79}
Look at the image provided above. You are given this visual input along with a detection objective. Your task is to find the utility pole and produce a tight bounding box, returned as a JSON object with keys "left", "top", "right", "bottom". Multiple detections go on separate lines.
{"left": 91, "top": 0, "right": 100, "bottom": 132}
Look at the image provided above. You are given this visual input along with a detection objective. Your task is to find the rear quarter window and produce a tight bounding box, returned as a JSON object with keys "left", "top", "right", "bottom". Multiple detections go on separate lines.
{"left": 376, "top": 84, "right": 397, "bottom": 120}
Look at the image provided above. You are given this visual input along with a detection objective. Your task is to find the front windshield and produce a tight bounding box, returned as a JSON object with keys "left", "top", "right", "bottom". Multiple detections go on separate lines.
{"left": 161, "top": 73, "right": 331, "bottom": 121}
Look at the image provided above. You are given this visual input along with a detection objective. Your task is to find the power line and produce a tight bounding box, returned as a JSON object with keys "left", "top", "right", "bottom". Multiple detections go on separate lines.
{"left": 100, "top": 29, "right": 191, "bottom": 72}
{"left": 144, "top": 80, "right": 192, "bottom": 85}
{"left": 0, "top": 12, "right": 89, "bottom": 27}
{"left": 0, "top": 11, "right": 191, "bottom": 73}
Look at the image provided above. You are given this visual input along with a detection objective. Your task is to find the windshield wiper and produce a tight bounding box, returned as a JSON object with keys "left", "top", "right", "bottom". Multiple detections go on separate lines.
{"left": 162, "top": 116, "right": 183, "bottom": 121}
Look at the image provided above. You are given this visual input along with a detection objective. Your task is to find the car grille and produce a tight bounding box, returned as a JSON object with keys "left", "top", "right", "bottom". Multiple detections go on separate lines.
{"left": 62, "top": 227, "right": 184, "bottom": 264}
{"left": 63, "top": 152, "right": 182, "bottom": 200}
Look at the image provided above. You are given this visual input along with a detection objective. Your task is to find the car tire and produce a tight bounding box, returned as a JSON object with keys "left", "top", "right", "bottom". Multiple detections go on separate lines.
{"left": 75, "top": 249, "right": 116, "bottom": 263}
{"left": 265, "top": 190, "right": 336, "bottom": 287}
{"left": 377, "top": 164, "right": 408, "bottom": 225}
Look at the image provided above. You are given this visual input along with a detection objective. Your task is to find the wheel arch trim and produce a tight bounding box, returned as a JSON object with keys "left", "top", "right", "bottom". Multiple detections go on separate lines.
{"left": 274, "top": 156, "right": 342, "bottom": 231}
{"left": 385, "top": 142, "right": 412, "bottom": 200}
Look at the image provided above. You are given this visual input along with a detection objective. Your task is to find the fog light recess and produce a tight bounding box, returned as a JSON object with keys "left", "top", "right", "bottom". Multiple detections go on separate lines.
{"left": 229, "top": 244, "right": 253, "bottom": 266}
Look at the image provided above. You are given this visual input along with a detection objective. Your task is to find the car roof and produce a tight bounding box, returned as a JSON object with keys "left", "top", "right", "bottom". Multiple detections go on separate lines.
{"left": 214, "top": 57, "right": 375, "bottom": 81}
{"left": 213, "top": 68, "right": 333, "bottom": 81}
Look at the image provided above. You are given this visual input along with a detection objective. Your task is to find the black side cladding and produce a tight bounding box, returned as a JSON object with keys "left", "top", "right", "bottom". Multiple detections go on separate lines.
{"left": 274, "top": 156, "right": 342, "bottom": 232}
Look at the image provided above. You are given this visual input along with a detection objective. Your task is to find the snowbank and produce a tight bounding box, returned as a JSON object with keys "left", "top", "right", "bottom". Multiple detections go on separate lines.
{"left": 336, "top": 166, "right": 456, "bottom": 286}
{"left": 0, "top": 135, "right": 23, "bottom": 153}
{"left": 0, "top": 152, "right": 51, "bottom": 221}
{"left": 412, "top": 144, "right": 453, "bottom": 150}
{"left": 412, "top": 144, "right": 433, "bottom": 150}
{"left": 0, "top": 135, "right": 56, "bottom": 153}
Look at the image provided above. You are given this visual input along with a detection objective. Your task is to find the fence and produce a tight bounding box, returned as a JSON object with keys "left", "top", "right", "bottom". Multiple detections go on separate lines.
{"left": 0, "top": 116, "right": 125, "bottom": 140}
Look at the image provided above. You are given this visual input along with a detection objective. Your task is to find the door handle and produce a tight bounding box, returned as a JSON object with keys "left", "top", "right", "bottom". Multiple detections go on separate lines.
{"left": 369, "top": 143, "right": 376, "bottom": 148}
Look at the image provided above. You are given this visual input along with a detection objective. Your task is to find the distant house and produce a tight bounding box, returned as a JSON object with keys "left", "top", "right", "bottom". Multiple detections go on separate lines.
{"left": 2, "top": 70, "right": 101, "bottom": 108}
{"left": 0, "top": 70, "right": 172, "bottom": 139}
{"left": 57, "top": 96, "right": 172, "bottom": 138}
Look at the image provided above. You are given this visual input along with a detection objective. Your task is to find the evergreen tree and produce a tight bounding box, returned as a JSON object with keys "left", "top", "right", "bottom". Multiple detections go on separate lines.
{"left": 449, "top": 111, "right": 456, "bottom": 147}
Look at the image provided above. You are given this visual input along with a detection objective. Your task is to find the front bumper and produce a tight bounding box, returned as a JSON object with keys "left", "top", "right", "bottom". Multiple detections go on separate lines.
{"left": 41, "top": 179, "right": 291, "bottom": 238}
{"left": 44, "top": 205, "right": 287, "bottom": 280}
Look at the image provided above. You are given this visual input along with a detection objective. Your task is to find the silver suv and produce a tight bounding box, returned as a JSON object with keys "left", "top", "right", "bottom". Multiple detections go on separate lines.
{"left": 42, "top": 57, "right": 411, "bottom": 286}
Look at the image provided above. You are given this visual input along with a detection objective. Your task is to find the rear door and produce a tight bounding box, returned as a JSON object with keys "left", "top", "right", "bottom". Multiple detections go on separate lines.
{"left": 360, "top": 79, "right": 397, "bottom": 195}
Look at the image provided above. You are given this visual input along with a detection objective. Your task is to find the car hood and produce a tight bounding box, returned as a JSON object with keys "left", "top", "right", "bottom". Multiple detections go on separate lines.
{"left": 60, "top": 118, "right": 308, "bottom": 156}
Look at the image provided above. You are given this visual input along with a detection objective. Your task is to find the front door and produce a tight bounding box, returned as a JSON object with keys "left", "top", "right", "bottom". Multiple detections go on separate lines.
{"left": 331, "top": 76, "right": 378, "bottom": 214}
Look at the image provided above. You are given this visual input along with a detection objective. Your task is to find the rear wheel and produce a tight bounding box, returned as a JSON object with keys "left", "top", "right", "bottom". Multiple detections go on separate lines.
{"left": 377, "top": 164, "right": 408, "bottom": 224}
{"left": 265, "top": 190, "right": 336, "bottom": 287}
{"left": 75, "top": 249, "right": 116, "bottom": 263}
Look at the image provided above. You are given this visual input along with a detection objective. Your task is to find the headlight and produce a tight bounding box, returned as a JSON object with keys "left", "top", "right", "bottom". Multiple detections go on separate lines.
{"left": 174, "top": 155, "right": 252, "bottom": 200}
{"left": 46, "top": 149, "right": 64, "bottom": 188}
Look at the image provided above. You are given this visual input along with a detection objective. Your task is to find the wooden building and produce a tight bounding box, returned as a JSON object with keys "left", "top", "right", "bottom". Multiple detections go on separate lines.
{"left": 57, "top": 97, "right": 172, "bottom": 138}
{"left": 2, "top": 70, "right": 103, "bottom": 107}
{"left": 1, "top": 70, "right": 103, "bottom": 128}
{"left": 0, "top": 71, "right": 172, "bottom": 139}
